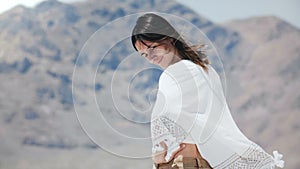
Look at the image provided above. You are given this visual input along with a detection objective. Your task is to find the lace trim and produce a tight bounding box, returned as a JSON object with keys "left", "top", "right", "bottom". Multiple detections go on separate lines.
{"left": 215, "top": 144, "right": 275, "bottom": 169}
{"left": 151, "top": 116, "right": 188, "bottom": 159}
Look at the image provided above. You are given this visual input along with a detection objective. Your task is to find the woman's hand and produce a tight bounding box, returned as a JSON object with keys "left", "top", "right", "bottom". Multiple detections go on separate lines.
{"left": 153, "top": 142, "right": 186, "bottom": 164}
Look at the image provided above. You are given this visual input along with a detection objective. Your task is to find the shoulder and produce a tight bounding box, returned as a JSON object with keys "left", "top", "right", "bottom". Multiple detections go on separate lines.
{"left": 159, "top": 60, "right": 208, "bottom": 89}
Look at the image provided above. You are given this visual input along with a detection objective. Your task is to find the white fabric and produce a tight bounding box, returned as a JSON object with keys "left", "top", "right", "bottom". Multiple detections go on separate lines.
{"left": 151, "top": 60, "right": 284, "bottom": 168}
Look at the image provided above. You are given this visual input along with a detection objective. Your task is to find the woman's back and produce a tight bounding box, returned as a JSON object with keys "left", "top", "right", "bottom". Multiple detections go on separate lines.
{"left": 152, "top": 60, "right": 283, "bottom": 168}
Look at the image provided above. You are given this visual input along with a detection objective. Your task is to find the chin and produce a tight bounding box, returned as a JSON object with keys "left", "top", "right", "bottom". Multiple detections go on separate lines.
{"left": 157, "top": 63, "right": 164, "bottom": 69}
{"left": 159, "top": 63, "right": 169, "bottom": 69}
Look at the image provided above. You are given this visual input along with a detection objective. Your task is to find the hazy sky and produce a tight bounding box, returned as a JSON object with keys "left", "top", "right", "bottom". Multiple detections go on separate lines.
{"left": 0, "top": 0, "right": 299, "bottom": 28}
{"left": 175, "top": 0, "right": 300, "bottom": 28}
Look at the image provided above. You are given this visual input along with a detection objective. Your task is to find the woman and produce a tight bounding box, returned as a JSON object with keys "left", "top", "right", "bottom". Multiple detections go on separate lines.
{"left": 131, "top": 13, "right": 284, "bottom": 169}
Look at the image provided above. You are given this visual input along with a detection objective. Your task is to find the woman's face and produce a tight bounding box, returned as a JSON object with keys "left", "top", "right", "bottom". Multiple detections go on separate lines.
{"left": 135, "top": 38, "right": 182, "bottom": 69}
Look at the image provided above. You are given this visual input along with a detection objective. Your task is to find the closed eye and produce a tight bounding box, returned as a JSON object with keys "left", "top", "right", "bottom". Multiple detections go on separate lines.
{"left": 141, "top": 53, "right": 148, "bottom": 58}
{"left": 149, "top": 45, "right": 159, "bottom": 50}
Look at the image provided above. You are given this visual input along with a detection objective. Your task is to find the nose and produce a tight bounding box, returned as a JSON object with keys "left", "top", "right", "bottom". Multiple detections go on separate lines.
{"left": 149, "top": 53, "right": 156, "bottom": 59}
{"left": 144, "top": 50, "right": 155, "bottom": 59}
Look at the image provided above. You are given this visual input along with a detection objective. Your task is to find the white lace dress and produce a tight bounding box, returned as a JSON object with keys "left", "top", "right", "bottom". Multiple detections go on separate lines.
{"left": 151, "top": 60, "right": 284, "bottom": 169}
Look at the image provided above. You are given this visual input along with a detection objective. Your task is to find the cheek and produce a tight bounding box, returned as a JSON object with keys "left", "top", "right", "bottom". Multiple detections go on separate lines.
{"left": 159, "top": 54, "right": 171, "bottom": 66}
{"left": 163, "top": 52, "right": 173, "bottom": 61}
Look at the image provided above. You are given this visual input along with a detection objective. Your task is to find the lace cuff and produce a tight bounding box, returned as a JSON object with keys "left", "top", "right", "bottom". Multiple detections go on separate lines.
{"left": 151, "top": 116, "right": 188, "bottom": 161}
{"left": 272, "top": 151, "right": 284, "bottom": 168}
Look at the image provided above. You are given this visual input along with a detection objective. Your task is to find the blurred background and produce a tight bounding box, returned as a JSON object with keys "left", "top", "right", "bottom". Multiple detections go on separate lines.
{"left": 0, "top": 0, "right": 299, "bottom": 168}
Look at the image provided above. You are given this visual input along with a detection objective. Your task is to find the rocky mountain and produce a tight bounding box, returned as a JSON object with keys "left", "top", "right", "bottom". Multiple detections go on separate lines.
{"left": 0, "top": 0, "right": 299, "bottom": 168}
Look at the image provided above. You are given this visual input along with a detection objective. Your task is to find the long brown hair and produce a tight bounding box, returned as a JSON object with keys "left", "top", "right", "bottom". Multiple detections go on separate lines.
{"left": 131, "top": 13, "right": 210, "bottom": 72}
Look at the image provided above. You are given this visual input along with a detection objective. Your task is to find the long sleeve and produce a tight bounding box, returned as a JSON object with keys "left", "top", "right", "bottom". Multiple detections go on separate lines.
{"left": 151, "top": 59, "right": 217, "bottom": 161}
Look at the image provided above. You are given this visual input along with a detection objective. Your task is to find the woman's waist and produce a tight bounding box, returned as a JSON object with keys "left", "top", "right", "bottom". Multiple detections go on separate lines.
{"left": 155, "top": 143, "right": 212, "bottom": 168}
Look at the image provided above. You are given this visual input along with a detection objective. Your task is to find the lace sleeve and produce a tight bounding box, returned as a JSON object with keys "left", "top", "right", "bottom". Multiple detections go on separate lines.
{"left": 151, "top": 115, "right": 188, "bottom": 161}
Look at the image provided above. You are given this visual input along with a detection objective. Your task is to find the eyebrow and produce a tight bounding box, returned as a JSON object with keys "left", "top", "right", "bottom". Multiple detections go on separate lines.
{"left": 139, "top": 39, "right": 159, "bottom": 49}
{"left": 139, "top": 39, "right": 150, "bottom": 48}
{"left": 136, "top": 40, "right": 161, "bottom": 57}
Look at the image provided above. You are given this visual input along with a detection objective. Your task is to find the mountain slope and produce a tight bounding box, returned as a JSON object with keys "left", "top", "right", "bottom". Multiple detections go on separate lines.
{"left": 0, "top": 0, "right": 215, "bottom": 169}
